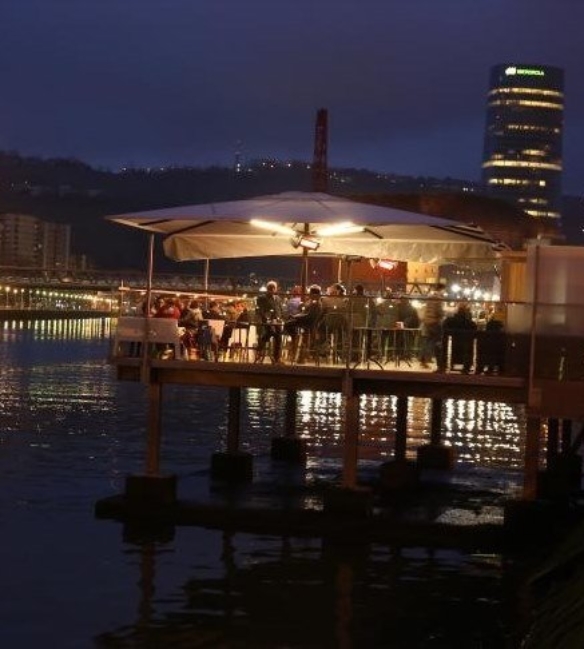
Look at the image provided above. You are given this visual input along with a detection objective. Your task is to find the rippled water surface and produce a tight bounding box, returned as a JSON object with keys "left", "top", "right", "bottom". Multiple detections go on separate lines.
{"left": 0, "top": 319, "right": 524, "bottom": 648}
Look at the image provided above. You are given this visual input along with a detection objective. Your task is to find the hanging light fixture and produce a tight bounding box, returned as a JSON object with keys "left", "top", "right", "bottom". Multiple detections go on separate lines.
{"left": 292, "top": 234, "right": 321, "bottom": 251}
{"left": 371, "top": 258, "right": 397, "bottom": 271}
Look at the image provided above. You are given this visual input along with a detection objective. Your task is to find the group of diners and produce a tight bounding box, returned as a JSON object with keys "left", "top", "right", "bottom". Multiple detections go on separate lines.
{"left": 144, "top": 284, "right": 506, "bottom": 372}
{"left": 146, "top": 294, "right": 250, "bottom": 360}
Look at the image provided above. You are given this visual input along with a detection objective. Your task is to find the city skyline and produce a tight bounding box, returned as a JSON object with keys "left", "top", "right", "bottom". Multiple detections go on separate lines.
{"left": 2, "top": 1, "right": 584, "bottom": 194}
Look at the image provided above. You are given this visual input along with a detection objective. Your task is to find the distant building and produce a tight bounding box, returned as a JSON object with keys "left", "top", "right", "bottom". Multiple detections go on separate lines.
{"left": 482, "top": 64, "right": 564, "bottom": 219}
{"left": 0, "top": 213, "right": 71, "bottom": 269}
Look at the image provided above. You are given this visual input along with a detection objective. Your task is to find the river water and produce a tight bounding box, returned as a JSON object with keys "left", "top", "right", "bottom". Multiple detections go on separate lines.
{"left": 0, "top": 318, "right": 527, "bottom": 648}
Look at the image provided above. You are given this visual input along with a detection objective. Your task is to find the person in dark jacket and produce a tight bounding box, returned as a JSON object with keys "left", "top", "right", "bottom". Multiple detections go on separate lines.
{"left": 442, "top": 302, "right": 477, "bottom": 373}
{"left": 284, "top": 284, "right": 323, "bottom": 361}
{"left": 256, "top": 280, "right": 284, "bottom": 362}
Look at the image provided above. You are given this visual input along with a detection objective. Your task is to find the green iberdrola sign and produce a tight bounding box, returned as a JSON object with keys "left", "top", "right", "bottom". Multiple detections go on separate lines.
{"left": 505, "top": 66, "right": 545, "bottom": 77}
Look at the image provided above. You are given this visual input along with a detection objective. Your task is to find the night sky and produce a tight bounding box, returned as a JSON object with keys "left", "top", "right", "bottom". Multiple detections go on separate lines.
{"left": 2, "top": 1, "right": 584, "bottom": 193}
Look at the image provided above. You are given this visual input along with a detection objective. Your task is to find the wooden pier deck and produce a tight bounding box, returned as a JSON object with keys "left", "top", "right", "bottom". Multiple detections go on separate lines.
{"left": 113, "top": 354, "right": 583, "bottom": 419}
{"left": 96, "top": 352, "right": 584, "bottom": 546}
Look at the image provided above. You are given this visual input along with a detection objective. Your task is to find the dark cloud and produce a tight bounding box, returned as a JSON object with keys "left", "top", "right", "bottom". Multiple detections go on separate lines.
{"left": 1, "top": 0, "right": 583, "bottom": 192}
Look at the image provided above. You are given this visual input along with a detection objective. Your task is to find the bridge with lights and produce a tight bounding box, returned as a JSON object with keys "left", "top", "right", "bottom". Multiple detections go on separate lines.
{"left": 0, "top": 266, "right": 248, "bottom": 314}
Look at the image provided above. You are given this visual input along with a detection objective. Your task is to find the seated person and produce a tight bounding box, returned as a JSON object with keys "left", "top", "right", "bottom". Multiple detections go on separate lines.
{"left": 284, "top": 285, "right": 323, "bottom": 358}
{"left": 349, "top": 284, "right": 372, "bottom": 328}
{"left": 154, "top": 296, "right": 181, "bottom": 319}
{"left": 285, "top": 284, "right": 323, "bottom": 333}
{"left": 236, "top": 304, "right": 250, "bottom": 324}
{"left": 374, "top": 290, "right": 398, "bottom": 329}
{"left": 202, "top": 300, "right": 226, "bottom": 321}
{"left": 349, "top": 285, "right": 375, "bottom": 360}
{"left": 393, "top": 295, "right": 421, "bottom": 360}
{"left": 222, "top": 300, "right": 245, "bottom": 352}
{"left": 179, "top": 299, "right": 203, "bottom": 328}
{"left": 179, "top": 299, "right": 204, "bottom": 355}
{"left": 319, "top": 283, "right": 348, "bottom": 357}
{"left": 284, "top": 286, "right": 303, "bottom": 318}
{"left": 322, "top": 283, "right": 348, "bottom": 312}
{"left": 147, "top": 295, "right": 166, "bottom": 316}
{"left": 396, "top": 296, "right": 420, "bottom": 329}
{"left": 223, "top": 300, "right": 239, "bottom": 323}
{"left": 201, "top": 300, "right": 228, "bottom": 354}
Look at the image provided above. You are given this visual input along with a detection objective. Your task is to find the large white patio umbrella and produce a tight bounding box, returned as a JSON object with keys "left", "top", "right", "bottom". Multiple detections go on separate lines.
{"left": 107, "top": 191, "right": 503, "bottom": 298}
{"left": 108, "top": 191, "right": 502, "bottom": 264}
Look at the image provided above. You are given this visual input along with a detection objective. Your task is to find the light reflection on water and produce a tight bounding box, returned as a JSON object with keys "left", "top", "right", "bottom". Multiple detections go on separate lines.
{"left": 2, "top": 316, "right": 112, "bottom": 340}
{"left": 0, "top": 317, "right": 530, "bottom": 472}
{"left": 249, "top": 388, "right": 527, "bottom": 469}
{"left": 0, "top": 318, "right": 523, "bottom": 647}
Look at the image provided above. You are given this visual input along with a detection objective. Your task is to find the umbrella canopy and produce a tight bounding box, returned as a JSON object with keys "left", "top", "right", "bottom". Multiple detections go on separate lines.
{"left": 107, "top": 191, "right": 502, "bottom": 264}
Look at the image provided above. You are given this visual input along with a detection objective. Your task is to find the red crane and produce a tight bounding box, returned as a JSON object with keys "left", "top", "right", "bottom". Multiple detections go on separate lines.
{"left": 312, "top": 108, "right": 328, "bottom": 193}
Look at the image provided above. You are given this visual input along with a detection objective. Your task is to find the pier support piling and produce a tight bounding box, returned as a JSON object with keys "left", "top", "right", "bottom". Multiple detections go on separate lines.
{"left": 270, "top": 390, "right": 307, "bottom": 463}
{"left": 417, "top": 398, "right": 455, "bottom": 470}
{"left": 211, "top": 387, "right": 253, "bottom": 482}
{"left": 324, "top": 376, "right": 373, "bottom": 518}
{"left": 124, "top": 380, "right": 177, "bottom": 506}
{"left": 341, "top": 388, "right": 360, "bottom": 489}
{"left": 379, "top": 395, "right": 419, "bottom": 491}
{"left": 125, "top": 474, "right": 177, "bottom": 507}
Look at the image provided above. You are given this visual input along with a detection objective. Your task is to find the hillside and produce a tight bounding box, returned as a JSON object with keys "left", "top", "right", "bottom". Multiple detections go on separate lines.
{"left": 0, "top": 151, "right": 580, "bottom": 270}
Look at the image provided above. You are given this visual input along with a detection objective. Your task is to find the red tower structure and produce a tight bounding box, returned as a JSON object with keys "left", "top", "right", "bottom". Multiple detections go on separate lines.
{"left": 298, "top": 109, "right": 330, "bottom": 292}
{"left": 312, "top": 108, "right": 328, "bottom": 193}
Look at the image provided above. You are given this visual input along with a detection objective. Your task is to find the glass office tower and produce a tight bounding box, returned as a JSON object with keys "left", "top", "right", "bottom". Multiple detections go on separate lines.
{"left": 482, "top": 64, "right": 564, "bottom": 219}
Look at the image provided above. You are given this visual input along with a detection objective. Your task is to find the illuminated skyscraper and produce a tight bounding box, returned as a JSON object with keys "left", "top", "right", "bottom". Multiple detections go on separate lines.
{"left": 482, "top": 64, "right": 564, "bottom": 219}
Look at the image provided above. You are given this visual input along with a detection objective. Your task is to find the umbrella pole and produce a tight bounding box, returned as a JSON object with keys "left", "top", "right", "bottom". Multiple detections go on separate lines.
{"left": 140, "top": 233, "right": 155, "bottom": 384}
{"left": 204, "top": 258, "right": 210, "bottom": 309}
{"left": 300, "top": 223, "right": 311, "bottom": 294}
{"left": 345, "top": 257, "right": 355, "bottom": 296}
{"left": 300, "top": 248, "right": 309, "bottom": 294}
{"left": 145, "top": 233, "right": 154, "bottom": 314}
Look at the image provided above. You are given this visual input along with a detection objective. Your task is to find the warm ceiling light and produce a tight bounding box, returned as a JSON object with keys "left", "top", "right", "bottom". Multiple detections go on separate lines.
{"left": 250, "top": 219, "right": 297, "bottom": 236}
{"left": 315, "top": 222, "right": 364, "bottom": 236}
